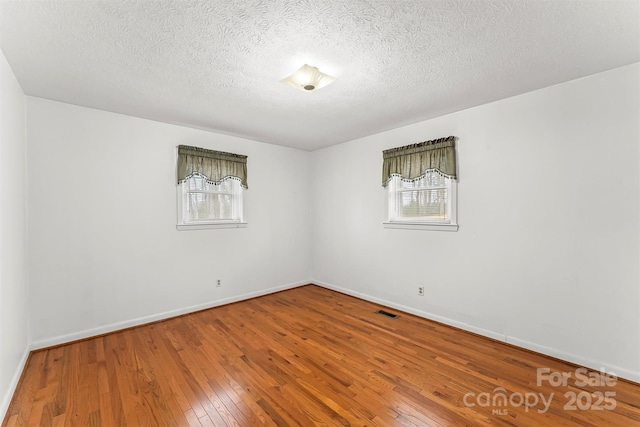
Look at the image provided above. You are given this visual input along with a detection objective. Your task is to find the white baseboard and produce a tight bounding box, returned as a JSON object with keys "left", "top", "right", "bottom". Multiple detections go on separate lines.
{"left": 1, "top": 346, "right": 30, "bottom": 422}
{"left": 30, "top": 280, "right": 310, "bottom": 350}
{"left": 506, "top": 337, "right": 640, "bottom": 384}
{"left": 311, "top": 280, "right": 640, "bottom": 383}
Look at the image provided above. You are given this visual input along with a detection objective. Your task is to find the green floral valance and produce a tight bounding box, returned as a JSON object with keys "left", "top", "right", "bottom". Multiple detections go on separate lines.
{"left": 382, "top": 136, "right": 457, "bottom": 187}
{"left": 177, "top": 145, "right": 248, "bottom": 188}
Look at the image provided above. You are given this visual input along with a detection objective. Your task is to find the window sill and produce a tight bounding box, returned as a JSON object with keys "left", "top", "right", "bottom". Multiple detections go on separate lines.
{"left": 177, "top": 222, "right": 248, "bottom": 231}
{"left": 383, "top": 222, "right": 458, "bottom": 231}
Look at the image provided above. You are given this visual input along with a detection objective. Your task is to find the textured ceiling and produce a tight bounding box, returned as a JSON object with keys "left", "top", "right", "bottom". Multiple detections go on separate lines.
{"left": 1, "top": 0, "right": 638, "bottom": 151}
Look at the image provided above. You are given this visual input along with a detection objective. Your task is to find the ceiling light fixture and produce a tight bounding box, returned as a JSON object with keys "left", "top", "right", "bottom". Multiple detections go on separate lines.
{"left": 280, "top": 64, "right": 337, "bottom": 92}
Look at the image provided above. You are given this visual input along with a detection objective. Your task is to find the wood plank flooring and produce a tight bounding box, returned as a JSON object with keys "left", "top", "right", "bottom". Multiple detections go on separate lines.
{"left": 3, "top": 285, "right": 640, "bottom": 426}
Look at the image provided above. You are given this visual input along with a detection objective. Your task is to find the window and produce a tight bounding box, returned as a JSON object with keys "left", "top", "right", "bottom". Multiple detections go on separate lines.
{"left": 386, "top": 171, "right": 457, "bottom": 230}
{"left": 382, "top": 137, "right": 458, "bottom": 231}
{"left": 176, "top": 145, "right": 248, "bottom": 230}
{"left": 178, "top": 175, "right": 244, "bottom": 227}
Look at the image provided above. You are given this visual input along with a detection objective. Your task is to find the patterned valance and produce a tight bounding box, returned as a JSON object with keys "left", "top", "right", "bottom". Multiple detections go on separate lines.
{"left": 382, "top": 136, "right": 457, "bottom": 187}
{"left": 177, "top": 145, "right": 248, "bottom": 188}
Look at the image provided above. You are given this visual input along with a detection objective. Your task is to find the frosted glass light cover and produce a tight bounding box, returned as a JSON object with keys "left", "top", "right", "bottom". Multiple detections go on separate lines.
{"left": 280, "top": 64, "right": 337, "bottom": 92}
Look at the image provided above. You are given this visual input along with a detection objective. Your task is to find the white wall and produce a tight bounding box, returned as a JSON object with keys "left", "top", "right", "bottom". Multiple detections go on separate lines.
{"left": 5, "top": 60, "right": 638, "bottom": 419}
{"left": 311, "top": 64, "right": 640, "bottom": 381}
{"left": 0, "top": 51, "right": 28, "bottom": 417}
{"left": 27, "top": 98, "right": 312, "bottom": 346}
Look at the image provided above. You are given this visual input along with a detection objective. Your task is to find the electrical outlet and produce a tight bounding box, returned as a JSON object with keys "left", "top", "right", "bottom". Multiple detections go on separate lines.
{"left": 216, "top": 279, "right": 221, "bottom": 287}
{"left": 418, "top": 287, "right": 424, "bottom": 296}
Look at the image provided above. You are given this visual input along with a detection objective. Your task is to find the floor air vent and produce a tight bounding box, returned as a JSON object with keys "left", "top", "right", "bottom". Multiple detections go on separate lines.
{"left": 376, "top": 310, "right": 399, "bottom": 318}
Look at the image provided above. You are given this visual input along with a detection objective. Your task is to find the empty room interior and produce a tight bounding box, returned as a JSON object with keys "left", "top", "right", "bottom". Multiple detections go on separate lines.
{"left": 1, "top": 1, "right": 639, "bottom": 426}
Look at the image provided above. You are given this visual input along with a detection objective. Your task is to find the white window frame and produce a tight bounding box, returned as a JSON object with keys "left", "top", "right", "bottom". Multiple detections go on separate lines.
{"left": 176, "top": 175, "right": 247, "bottom": 231}
{"left": 383, "top": 172, "right": 458, "bottom": 231}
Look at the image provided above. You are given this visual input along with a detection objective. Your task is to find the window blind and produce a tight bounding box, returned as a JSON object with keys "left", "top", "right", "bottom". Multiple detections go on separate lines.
{"left": 395, "top": 172, "right": 450, "bottom": 221}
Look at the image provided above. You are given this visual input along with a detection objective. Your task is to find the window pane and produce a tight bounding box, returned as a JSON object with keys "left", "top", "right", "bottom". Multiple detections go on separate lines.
{"left": 180, "top": 176, "right": 243, "bottom": 224}
{"left": 188, "top": 175, "right": 206, "bottom": 191}
{"left": 186, "top": 192, "right": 234, "bottom": 221}
{"left": 400, "top": 172, "right": 447, "bottom": 189}
{"left": 398, "top": 188, "right": 448, "bottom": 219}
{"left": 387, "top": 171, "right": 455, "bottom": 226}
{"left": 216, "top": 180, "right": 232, "bottom": 192}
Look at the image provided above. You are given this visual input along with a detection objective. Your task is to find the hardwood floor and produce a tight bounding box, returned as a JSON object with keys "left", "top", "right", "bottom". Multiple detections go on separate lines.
{"left": 3, "top": 285, "right": 639, "bottom": 426}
